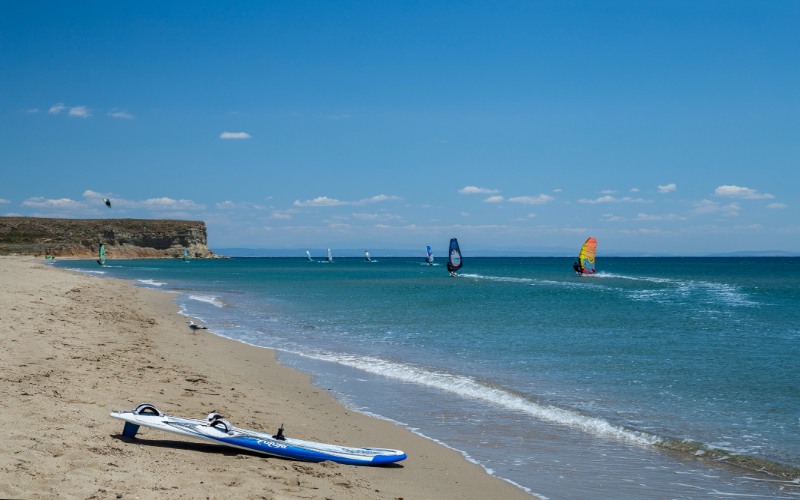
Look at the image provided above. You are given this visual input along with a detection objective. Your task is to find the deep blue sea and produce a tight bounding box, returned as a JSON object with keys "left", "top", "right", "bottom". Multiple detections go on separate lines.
{"left": 60, "top": 257, "right": 800, "bottom": 499}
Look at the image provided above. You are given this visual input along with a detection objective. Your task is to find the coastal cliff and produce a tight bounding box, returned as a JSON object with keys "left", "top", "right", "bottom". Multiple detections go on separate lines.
{"left": 0, "top": 217, "right": 218, "bottom": 259}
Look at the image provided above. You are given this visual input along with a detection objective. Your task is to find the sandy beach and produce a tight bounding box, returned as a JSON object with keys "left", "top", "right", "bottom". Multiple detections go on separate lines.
{"left": 0, "top": 257, "right": 534, "bottom": 499}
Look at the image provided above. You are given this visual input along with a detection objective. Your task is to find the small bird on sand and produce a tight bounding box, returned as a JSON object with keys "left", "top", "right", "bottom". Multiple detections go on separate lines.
{"left": 188, "top": 321, "right": 208, "bottom": 330}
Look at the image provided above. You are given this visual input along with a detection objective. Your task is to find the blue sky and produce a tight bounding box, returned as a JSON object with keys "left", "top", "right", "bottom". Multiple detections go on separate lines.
{"left": 2, "top": 1, "right": 798, "bottom": 255}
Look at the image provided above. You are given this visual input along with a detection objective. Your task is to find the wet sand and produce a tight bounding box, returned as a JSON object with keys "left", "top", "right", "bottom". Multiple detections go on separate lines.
{"left": 0, "top": 257, "right": 534, "bottom": 499}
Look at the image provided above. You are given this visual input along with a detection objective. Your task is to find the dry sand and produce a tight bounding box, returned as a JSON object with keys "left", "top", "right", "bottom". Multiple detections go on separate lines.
{"left": 0, "top": 257, "right": 535, "bottom": 499}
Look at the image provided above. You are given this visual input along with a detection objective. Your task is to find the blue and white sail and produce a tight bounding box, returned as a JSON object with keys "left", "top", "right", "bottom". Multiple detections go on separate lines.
{"left": 425, "top": 245, "right": 434, "bottom": 265}
{"left": 365, "top": 250, "right": 372, "bottom": 262}
{"left": 326, "top": 248, "right": 333, "bottom": 263}
{"left": 447, "top": 238, "right": 462, "bottom": 275}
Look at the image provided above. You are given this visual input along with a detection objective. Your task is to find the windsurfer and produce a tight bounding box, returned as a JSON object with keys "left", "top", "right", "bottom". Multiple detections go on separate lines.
{"left": 447, "top": 262, "right": 457, "bottom": 276}
{"left": 573, "top": 261, "right": 581, "bottom": 274}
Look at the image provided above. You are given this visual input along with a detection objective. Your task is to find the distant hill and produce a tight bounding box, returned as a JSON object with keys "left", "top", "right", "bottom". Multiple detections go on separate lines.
{"left": 0, "top": 216, "right": 218, "bottom": 259}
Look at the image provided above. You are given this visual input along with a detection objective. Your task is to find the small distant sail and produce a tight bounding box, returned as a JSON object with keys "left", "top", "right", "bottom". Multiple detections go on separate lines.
{"left": 425, "top": 245, "right": 434, "bottom": 265}
{"left": 326, "top": 248, "right": 333, "bottom": 263}
{"left": 97, "top": 243, "right": 106, "bottom": 267}
{"left": 103, "top": 198, "right": 111, "bottom": 208}
{"left": 447, "top": 238, "right": 462, "bottom": 275}
{"left": 365, "top": 250, "right": 372, "bottom": 262}
{"left": 574, "top": 237, "right": 597, "bottom": 275}
{"left": 306, "top": 250, "right": 314, "bottom": 262}
{"left": 183, "top": 248, "right": 189, "bottom": 262}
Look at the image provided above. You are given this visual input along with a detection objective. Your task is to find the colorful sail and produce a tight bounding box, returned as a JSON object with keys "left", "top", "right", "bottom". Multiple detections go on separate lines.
{"left": 447, "top": 238, "right": 462, "bottom": 275}
{"left": 97, "top": 243, "right": 106, "bottom": 267}
{"left": 576, "top": 237, "right": 597, "bottom": 275}
{"left": 425, "top": 245, "right": 434, "bottom": 265}
{"left": 103, "top": 198, "right": 111, "bottom": 208}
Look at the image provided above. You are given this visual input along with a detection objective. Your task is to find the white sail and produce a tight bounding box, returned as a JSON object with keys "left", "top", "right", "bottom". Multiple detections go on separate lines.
{"left": 306, "top": 250, "right": 313, "bottom": 262}
{"left": 365, "top": 250, "right": 372, "bottom": 262}
{"left": 327, "top": 248, "right": 333, "bottom": 263}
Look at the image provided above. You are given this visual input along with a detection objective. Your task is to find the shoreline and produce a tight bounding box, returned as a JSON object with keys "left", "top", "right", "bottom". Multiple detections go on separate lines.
{"left": 0, "top": 256, "right": 534, "bottom": 499}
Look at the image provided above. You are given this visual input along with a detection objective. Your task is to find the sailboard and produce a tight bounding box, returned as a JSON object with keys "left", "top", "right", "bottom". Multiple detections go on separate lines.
{"left": 326, "top": 248, "right": 333, "bottom": 263}
{"left": 364, "top": 250, "right": 372, "bottom": 262}
{"left": 110, "top": 403, "right": 406, "bottom": 466}
{"left": 573, "top": 237, "right": 597, "bottom": 275}
{"left": 306, "top": 250, "right": 314, "bottom": 262}
{"left": 183, "top": 248, "right": 190, "bottom": 262}
{"left": 103, "top": 198, "right": 112, "bottom": 208}
{"left": 97, "top": 243, "right": 106, "bottom": 267}
{"left": 447, "top": 238, "right": 462, "bottom": 276}
{"left": 425, "top": 245, "right": 434, "bottom": 265}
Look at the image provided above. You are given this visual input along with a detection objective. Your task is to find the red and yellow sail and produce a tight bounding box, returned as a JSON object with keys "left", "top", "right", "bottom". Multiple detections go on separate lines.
{"left": 578, "top": 237, "right": 597, "bottom": 274}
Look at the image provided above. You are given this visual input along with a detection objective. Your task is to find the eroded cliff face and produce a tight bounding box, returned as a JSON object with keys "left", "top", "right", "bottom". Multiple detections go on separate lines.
{"left": 0, "top": 217, "right": 219, "bottom": 258}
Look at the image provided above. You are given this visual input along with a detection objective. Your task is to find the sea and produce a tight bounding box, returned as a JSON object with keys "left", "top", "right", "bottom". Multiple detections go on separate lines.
{"left": 59, "top": 256, "right": 800, "bottom": 499}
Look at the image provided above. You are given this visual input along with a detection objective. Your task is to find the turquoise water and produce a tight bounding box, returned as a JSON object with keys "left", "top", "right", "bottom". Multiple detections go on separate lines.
{"left": 62, "top": 257, "right": 800, "bottom": 498}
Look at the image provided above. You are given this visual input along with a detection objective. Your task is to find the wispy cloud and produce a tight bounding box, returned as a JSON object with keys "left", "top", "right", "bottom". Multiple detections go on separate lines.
{"left": 294, "top": 196, "right": 348, "bottom": 207}
{"left": 713, "top": 185, "right": 774, "bottom": 200}
{"left": 0, "top": 198, "right": 11, "bottom": 205}
{"left": 692, "top": 199, "right": 740, "bottom": 217}
{"left": 293, "top": 194, "right": 402, "bottom": 207}
{"left": 108, "top": 109, "right": 134, "bottom": 119}
{"left": 578, "top": 195, "right": 646, "bottom": 204}
{"left": 220, "top": 131, "right": 252, "bottom": 140}
{"left": 459, "top": 186, "right": 500, "bottom": 195}
{"left": 657, "top": 183, "right": 677, "bottom": 193}
{"left": 142, "top": 197, "right": 203, "bottom": 210}
{"left": 68, "top": 106, "right": 90, "bottom": 118}
{"left": 48, "top": 103, "right": 91, "bottom": 118}
{"left": 635, "top": 212, "right": 685, "bottom": 221}
{"left": 484, "top": 196, "right": 505, "bottom": 203}
{"left": 508, "top": 195, "right": 555, "bottom": 205}
{"left": 767, "top": 202, "right": 788, "bottom": 209}
{"left": 22, "top": 196, "right": 84, "bottom": 209}
{"left": 215, "top": 200, "right": 269, "bottom": 210}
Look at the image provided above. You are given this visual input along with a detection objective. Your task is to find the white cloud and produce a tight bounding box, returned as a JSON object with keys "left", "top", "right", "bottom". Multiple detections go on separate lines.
{"left": 294, "top": 196, "right": 347, "bottom": 207}
{"left": 767, "top": 203, "right": 788, "bottom": 209}
{"left": 578, "top": 195, "right": 646, "bottom": 204}
{"left": 352, "top": 212, "right": 402, "bottom": 221}
{"left": 713, "top": 185, "right": 774, "bottom": 200}
{"left": 0, "top": 198, "right": 10, "bottom": 205}
{"left": 508, "top": 195, "right": 555, "bottom": 205}
{"left": 692, "top": 199, "right": 740, "bottom": 217}
{"left": 361, "top": 194, "right": 402, "bottom": 204}
{"left": 49, "top": 103, "right": 66, "bottom": 115}
{"left": 143, "top": 197, "right": 202, "bottom": 210}
{"left": 22, "top": 196, "right": 83, "bottom": 209}
{"left": 657, "top": 183, "right": 677, "bottom": 193}
{"left": 459, "top": 186, "right": 500, "bottom": 195}
{"left": 634, "top": 212, "right": 685, "bottom": 221}
{"left": 293, "top": 194, "right": 401, "bottom": 207}
{"left": 108, "top": 110, "right": 134, "bottom": 119}
{"left": 220, "top": 131, "right": 252, "bottom": 140}
{"left": 68, "top": 106, "right": 90, "bottom": 118}
{"left": 630, "top": 187, "right": 640, "bottom": 193}
{"left": 484, "top": 196, "right": 505, "bottom": 203}
{"left": 269, "top": 211, "right": 292, "bottom": 220}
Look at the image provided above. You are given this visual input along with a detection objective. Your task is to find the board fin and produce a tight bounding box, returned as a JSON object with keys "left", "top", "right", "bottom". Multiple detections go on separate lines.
{"left": 122, "top": 421, "right": 140, "bottom": 438}
{"left": 273, "top": 424, "right": 286, "bottom": 441}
